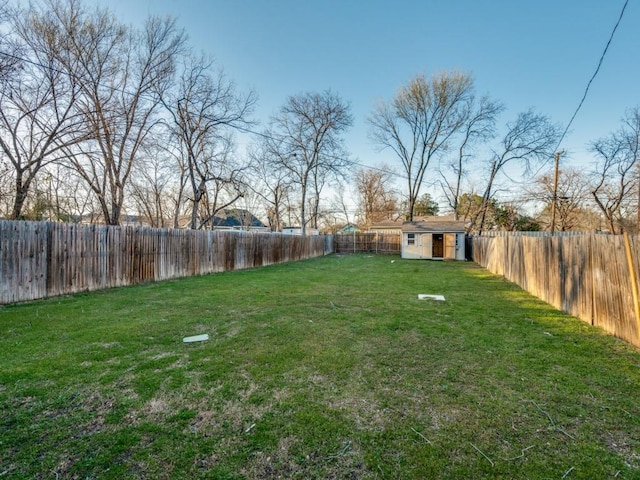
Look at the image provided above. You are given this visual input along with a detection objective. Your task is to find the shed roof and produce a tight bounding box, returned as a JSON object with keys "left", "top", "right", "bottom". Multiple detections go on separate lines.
{"left": 401, "top": 220, "right": 468, "bottom": 233}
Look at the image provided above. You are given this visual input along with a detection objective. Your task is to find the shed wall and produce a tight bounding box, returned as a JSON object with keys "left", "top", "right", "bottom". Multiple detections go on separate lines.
{"left": 401, "top": 232, "right": 465, "bottom": 260}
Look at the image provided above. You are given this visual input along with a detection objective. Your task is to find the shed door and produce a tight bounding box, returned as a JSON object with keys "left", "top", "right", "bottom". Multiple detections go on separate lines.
{"left": 420, "top": 233, "right": 432, "bottom": 259}
{"left": 444, "top": 233, "right": 456, "bottom": 259}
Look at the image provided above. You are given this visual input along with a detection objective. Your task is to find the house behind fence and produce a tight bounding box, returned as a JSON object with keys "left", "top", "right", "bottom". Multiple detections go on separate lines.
{"left": 471, "top": 232, "right": 640, "bottom": 348}
{"left": 0, "top": 220, "right": 333, "bottom": 304}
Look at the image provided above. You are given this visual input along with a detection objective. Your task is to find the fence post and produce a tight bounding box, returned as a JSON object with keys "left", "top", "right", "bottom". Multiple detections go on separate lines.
{"left": 623, "top": 232, "right": 640, "bottom": 342}
{"left": 589, "top": 233, "right": 595, "bottom": 326}
{"left": 45, "top": 222, "right": 53, "bottom": 298}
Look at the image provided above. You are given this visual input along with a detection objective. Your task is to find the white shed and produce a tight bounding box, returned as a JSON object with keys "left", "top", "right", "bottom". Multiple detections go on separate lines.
{"left": 401, "top": 220, "right": 467, "bottom": 260}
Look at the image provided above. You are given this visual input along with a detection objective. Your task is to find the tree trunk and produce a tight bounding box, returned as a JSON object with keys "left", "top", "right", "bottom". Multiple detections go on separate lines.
{"left": 453, "top": 143, "right": 465, "bottom": 221}
{"left": 478, "top": 161, "right": 498, "bottom": 233}
{"left": 407, "top": 178, "right": 416, "bottom": 221}
{"left": 300, "top": 181, "right": 307, "bottom": 235}
{"left": 10, "top": 171, "right": 27, "bottom": 220}
{"left": 109, "top": 201, "right": 121, "bottom": 226}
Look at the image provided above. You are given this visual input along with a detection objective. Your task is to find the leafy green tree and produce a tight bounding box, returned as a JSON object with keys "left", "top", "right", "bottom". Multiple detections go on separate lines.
{"left": 412, "top": 193, "right": 440, "bottom": 217}
{"left": 494, "top": 204, "right": 541, "bottom": 231}
{"left": 457, "top": 193, "right": 489, "bottom": 231}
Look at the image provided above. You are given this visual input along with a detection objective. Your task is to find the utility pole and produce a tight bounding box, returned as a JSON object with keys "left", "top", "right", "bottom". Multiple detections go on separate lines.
{"left": 550, "top": 151, "right": 562, "bottom": 235}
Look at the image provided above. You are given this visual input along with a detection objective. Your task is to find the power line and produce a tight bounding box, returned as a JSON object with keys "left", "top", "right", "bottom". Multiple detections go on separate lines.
{"left": 554, "top": 0, "right": 629, "bottom": 153}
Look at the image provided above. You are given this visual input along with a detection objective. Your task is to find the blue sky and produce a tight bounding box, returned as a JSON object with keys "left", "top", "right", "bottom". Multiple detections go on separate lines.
{"left": 92, "top": 0, "right": 638, "bottom": 205}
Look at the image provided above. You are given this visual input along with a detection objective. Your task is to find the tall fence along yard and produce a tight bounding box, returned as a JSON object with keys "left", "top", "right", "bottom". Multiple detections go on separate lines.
{"left": 471, "top": 232, "right": 640, "bottom": 348}
{"left": 0, "top": 220, "right": 332, "bottom": 304}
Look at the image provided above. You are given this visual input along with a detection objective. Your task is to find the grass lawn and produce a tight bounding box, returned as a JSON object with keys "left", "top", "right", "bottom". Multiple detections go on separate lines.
{"left": 1, "top": 254, "right": 639, "bottom": 479}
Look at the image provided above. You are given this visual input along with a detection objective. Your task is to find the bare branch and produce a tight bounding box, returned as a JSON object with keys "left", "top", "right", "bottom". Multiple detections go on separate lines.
{"left": 589, "top": 107, "right": 640, "bottom": 234}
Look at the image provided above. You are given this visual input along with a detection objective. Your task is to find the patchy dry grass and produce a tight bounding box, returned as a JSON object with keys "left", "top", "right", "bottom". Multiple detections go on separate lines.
{"left": 1, "top": 254, "right": 640, "bottom": 479}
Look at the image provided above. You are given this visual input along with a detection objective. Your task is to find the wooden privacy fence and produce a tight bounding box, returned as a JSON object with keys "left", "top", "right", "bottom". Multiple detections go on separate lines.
{"left": 0, "top": 220, "right": 333, "bottom": 304}
{"left": 334, "top": 232, "right": 401, "bottom": 254}
{"left": 471, "top": 233, "right": 640, "bottom": 348}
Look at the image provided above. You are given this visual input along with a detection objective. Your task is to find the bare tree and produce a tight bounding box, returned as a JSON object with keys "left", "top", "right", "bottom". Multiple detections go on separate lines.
{"left": 163, "top": 54, "right": 255, "bottom": 229}
{"left": 526, "top": 168, "right": 591, "bottom": 231}
{"left": 224, "top": 182, "right": 272, "bottom": 231}
{"left": 0, "top": 2, "right": 88, "bottom": 219}
{"left": 0, "top": 158, "right": 13, "bottom": 216}
{"left": 620, "top": 107, "right": 640, "bottom": 231}
{"left": 353, "top": 166, "right": 399, "bottom": 229}
{"left": 0, "top": 1, "right": 20, "bottom": 83}
{"left": 42, "top": 164, "right": 96, "bottom": 222}
{"left": 247, "top": 142, "right": 292, "bottom": 232}
{"left": 328, "top": 180, "right": 354, "bottom": 229}
{"left": 198, "top": 167, "right": 247, "bottom": 229}
{"left": 40, "top": 0, "right": 186, "bottom": 225}
{"left": 369, "top": 72, "right": 474, "bottom": 221}
{"left": 477, "top": 109, "right": 561, "bottom": 232}
{"left": 156, "top": 129, "right": 191, "bottom": 228}
{"left": 440, "top": 95, "right": 503, "bottom": 219}
{"left": 129, "top": 142, "right": 177, "bottom": 227}
{"left": 590, "top": 109, "right": 640, "bottom": 233}
{"left": 265, "top": 90, "right": 352, "bottom": 234}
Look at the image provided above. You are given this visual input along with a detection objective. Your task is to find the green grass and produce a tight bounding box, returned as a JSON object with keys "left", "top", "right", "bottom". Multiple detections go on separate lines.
{"left": 1, "top": 254, "right": 639, "bottom": 479}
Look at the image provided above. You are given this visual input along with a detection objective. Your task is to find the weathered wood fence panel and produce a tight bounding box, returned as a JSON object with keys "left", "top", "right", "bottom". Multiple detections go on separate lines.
{"left": 0, "top": 221, "right": 49, "bottom": 303}
{"left": 334, "top": 233, "right": 400, "bottom": 254}
{"left": 471, "top": 233, "right": 640, "bottom": 348}
{"left": 0, "top": 220, "right": 332, "bottom": 304}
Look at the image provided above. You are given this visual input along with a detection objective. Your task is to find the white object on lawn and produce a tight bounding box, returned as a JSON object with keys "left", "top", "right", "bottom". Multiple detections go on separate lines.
{"left": 418, "top": 294, "right": 446, "bottom": 301}
{"left": 183, "top": 334, "right": 209, "bottom": 343}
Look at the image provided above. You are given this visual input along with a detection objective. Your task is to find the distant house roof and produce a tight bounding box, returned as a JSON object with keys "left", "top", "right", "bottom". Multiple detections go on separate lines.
{"left": 213, "top": 209, "right": 267, "bottom": 228}
{"left": 338, "top": 223, "right": 358, "bottom": 233}
{"left": 402, "top": 219, "right": 468, "bottom": 233}
{"left": 369, "top": 219, "right": 404, "bottom": 230}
